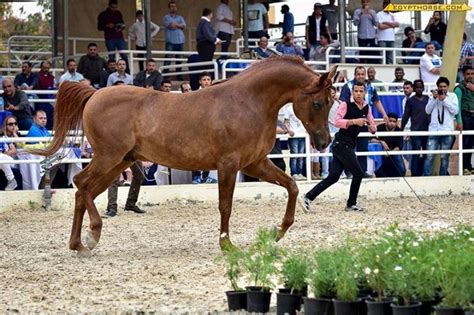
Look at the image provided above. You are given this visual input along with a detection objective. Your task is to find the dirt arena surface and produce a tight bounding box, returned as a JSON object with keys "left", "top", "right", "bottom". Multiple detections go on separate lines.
{"left": 0, "top": 195, "right": 472, "bottom": 313}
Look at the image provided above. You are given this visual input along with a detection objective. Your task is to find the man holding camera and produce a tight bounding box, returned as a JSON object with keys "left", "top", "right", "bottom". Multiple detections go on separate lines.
{"left": 423, "top": 77, "right": 458, "bottom": 176}
{"left": 98, "top": 0, "right": 128, "bottom": 67}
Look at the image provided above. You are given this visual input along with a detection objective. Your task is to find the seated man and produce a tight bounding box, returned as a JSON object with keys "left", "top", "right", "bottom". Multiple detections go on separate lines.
{"left": 276, "top": 32, "right": 303, "bottom": 57}
{"left": 59, "top": 59, "right": 85, "bottom": 85}
{"left": 133, "top": 59, "right": 162, "bottom": 90}
{"left": 14, "top": 61, "right": 39, "bottom": 91}
{"left": 2, "top": 78, "right": 34, "bottom": 131}
{"left": 27, "top": 110, "right": 51, "bottom": 139}
{"left": 371, "top": 112, "right": 405, "bottom": 177}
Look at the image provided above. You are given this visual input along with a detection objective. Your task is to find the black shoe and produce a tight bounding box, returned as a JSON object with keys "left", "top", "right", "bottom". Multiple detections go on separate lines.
{"left": 102, "top": 209, "right": 117, "bottom": 218}
{"left": 124, "top": 205, "right": 146, "bottom": 214}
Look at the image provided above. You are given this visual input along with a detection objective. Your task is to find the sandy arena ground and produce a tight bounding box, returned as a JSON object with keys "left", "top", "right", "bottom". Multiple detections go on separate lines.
{"left": 0, "top": 195, "right": 472, "bottom": 313}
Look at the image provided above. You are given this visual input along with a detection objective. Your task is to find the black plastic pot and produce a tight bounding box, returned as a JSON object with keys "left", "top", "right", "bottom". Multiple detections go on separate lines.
{"left": 420, "top": 299, "right": 436, "bottom": 315}
{"left": 246, "top": 286, "right": 272, "bottom": 313}
{"left": 276, "top": 292, "right": 302, "bottom": 315}
{"left": 333, "top": 298, "right": 362, "bottom": 315}
{"left": 225, "top": 290, "right": 247, "bottom": 311}
{"left": 391, "top": 302, "right": 422, "bottom": 315}
{"left": 303, "top": 297, "right": 334, "bottom": 315}
{"left": 366, "top": 298, "right": 393, "bottom": 315}
{"left": 434, "top": 306, "right": 464, "bottom": 315}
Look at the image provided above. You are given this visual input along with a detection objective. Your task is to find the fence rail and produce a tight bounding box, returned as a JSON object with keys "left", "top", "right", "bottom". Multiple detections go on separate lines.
{"left": 1, "top": 130, "right": 473, "bottom": 184}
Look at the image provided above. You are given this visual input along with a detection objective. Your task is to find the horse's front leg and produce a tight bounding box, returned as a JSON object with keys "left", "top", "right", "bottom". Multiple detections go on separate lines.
{"left": 217, "top": 169, "right": 237, "bottom": 250}
{"left": 242, "top": 157, "right": 298, "bottom": 241}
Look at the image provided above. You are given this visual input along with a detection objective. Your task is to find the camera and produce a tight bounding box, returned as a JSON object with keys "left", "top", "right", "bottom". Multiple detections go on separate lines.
{"left": 437, "top": 89, "right": 445, "bottom": 95}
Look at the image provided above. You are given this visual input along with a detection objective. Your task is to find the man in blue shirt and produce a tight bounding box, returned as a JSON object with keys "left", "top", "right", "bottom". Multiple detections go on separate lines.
{"left": 27, "top": 110, "right": 51, "bottom": 139}
{"left": 280, "top": 5, "right": 294, "bottom": 38}
{"left": 163, "top": 1, "right": 186, "bottom": 79}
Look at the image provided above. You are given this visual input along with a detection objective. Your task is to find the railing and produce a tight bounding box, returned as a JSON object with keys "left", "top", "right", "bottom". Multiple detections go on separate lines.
{"left": 1, "top": 130, "right": 473, "bottom": 191}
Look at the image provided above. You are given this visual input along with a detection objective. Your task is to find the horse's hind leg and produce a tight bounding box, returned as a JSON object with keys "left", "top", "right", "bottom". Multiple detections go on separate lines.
{"left": 242, "top": 157, "right": 298, "bottom": 241}
{"left": 71, "top": 159, "right": 132, "bottom": 255}
{"left": 216, "top": 170, "right": 237, "bottom": 250}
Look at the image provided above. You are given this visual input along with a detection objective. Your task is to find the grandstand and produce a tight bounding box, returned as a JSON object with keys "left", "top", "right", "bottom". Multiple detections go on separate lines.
{"left": 0, "top": 0, "right": 473, "bottom": 199}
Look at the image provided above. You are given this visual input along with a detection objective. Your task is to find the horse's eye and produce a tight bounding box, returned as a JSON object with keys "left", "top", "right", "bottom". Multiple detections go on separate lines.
{"left": 313, "top": 101, "right": 323, "bottom": 110}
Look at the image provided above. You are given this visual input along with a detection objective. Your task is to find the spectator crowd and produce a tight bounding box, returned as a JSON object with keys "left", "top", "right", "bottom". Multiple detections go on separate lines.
{"left": 1, "top": 0, "right": 473, "bottom": 193}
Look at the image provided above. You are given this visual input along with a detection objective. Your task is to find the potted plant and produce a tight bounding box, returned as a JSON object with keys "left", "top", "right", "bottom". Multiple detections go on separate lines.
{"left": 331, "top": 246, "right": 361, "bottom": 315}
{"left": 277, "top": 250, "right": 310, "bottom": 315}
{"left": 383, "top": 228, "right": 422, "bottom": 315}
{"left": 215, "top": 243, "right": 247, "bottom": 311}
{"left": 433, "top": 227, "right": 473, "bottom": 315}
{"left": 243, "top": 228, "right": 282, "bottom": 313}
{"left": 357, "top": 236, "right": 393, "bottom": 315}
{"left": 304, "top": 248, "right": 337, "bottom": 315}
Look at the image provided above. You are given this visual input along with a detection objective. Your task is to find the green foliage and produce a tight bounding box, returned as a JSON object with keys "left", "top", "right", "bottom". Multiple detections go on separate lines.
{"left": 280, "top": 250, "right": 310, "bottom": 294}
{"left": 332, "top": 246, "right": 358, "bottom": 301}
{"left": 243, "top": 228, "right": 282, "bottom": 290}
{"left": 307, "top": 249, "right": 337, "bottom": 298}
{"left": 215, "top": 244, "right": 245, "bottom": 291}
{"left": 434, "top": 226, "right": 474, "bottom": 308}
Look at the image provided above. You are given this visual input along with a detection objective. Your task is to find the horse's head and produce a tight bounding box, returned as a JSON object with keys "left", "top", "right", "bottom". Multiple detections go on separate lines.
{"left": 293, "top": 65, "right": 338, "bottom": 151}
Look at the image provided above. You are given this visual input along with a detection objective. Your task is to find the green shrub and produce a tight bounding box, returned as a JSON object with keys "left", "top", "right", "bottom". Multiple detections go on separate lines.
{"left": 280, "top": 250, "right": 310, "bottom": 294}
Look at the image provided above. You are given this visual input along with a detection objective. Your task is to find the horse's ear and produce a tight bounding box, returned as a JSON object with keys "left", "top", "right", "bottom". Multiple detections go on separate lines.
{"left": 318, "top": 65, "right": 338, "bottom": 87}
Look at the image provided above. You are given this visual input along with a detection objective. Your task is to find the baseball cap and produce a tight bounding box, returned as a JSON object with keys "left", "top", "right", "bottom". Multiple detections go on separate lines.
{"left": 314, "top": 2, "right": 322, "bottom": 8}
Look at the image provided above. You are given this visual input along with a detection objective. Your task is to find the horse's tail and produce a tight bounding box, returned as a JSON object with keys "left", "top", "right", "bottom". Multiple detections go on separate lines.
{"left": 31, "top": 81, "right": 96, "bottom": 156}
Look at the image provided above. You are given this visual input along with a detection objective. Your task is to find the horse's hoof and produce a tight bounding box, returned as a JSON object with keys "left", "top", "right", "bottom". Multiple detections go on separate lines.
{"left": 85, "top": 230, "right": 99, "bottom": 250}
{"left": 273, "top": 225, "right": 285, "bottom": 242}
{"left": 219, "top": 233, "right": 238, "bottom": 251}
{"left": 77, "top": 247, "right": 92, "bottom": 258}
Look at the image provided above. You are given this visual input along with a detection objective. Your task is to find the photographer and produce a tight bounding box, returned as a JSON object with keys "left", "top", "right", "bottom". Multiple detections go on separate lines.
{"left": 423, "top": 77, "right": 458, "bottom": 176}
{"left": 97, "top": 0, "right": 128, "bottom": 66}
{"left": 276, "top": 32, "right": 304, "bottom": 57}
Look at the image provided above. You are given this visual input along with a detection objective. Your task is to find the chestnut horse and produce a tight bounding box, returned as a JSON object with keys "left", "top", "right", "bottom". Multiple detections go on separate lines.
{"left": 37, "top": 56, "right": 337, "bottom": 256}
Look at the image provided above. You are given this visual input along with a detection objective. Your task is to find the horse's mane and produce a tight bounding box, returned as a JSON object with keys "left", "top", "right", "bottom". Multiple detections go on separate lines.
{"left": 234, "top": 55, "right": 321, "bottom": 79}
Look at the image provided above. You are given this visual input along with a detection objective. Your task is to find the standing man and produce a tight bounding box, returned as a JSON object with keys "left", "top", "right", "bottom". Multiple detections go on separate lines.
{"left": 214, "top": 0, "right": 236, "bottom": 57}
{"left": 106, "top": 59, "right": 133, "bottom": 86}
{"left": 279, "top": 5, "right": 294, "bottom": 38}
{"left": 340, "top": 66, "right": 388, "bottom": 176}
{"left": 306, "top": 3, "right": 331, "bottom": 52}
{"left": 2, "top": 78, "right": 33, "bottom": 131}
{"left": 163, "top": 1, "right": 186, "bottom": 79}
{"left": 423, "top": 77, "right": 458, "bottom": 176}
{"left": 454, "top": 66, "right": 474, "bottom": 175}
{"left": 423, "top": 11, "right": 447, "bottom": 49}
{"left": 322, "top": 0, "right": 339, "bottom": 40}
{"left": 133, "top": 59, "right": 163, "bottom": 90}
{"left": 103, "top": 160, "right": 146, "bottom": 218}
{"left": 247, "top": 0, "right": 269, "bottom": 39}
{"left": 97, "top": 0, "right": 128, "bottom": 66}
{"left": 300, "top": 81, "right": 377, "bottom": 213}
{"left": 128, "top": 10, "right": 160, "bottom": 72}
{"left": 353, "top": 0, "right": 378, "bottom": 63}
{"left": 78, "top": 43, "right": 107, "bottom": 88}
{"left": 401, "top": 79, "right": 430, "bottom": 176}
{"left": 457, "top": 33, "right": 474, "bottom": 82}
{"left": 196, "top": 8, "right": 221, "bottom": 62}
{"left": 420, "top": 42, "right": 442, "bottom": 86}
{"left": 377, "top": 0, "right": 399, "bottom": 64}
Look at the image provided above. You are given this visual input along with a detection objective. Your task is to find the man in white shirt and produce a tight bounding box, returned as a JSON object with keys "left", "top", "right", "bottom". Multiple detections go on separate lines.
{"left": 128, "top": 10, "right": 160, "bottom": 72}
{"left": 214, "top": 0, "right": 236, "bottom": 56}
{"left": 59, "top": 59, "right": 84, "bottom": 85}
{"left": 420, "top": 42, "right": 442, "bottom": 86}
{"left": 107, "top": 59, "right": 133, "bottom": 86}
{"left": 377, "top": 0, "right": 399, "bottom": 64}
{"left": 284, "top": 104, "right": 307, "bottom": 180}
{"left": 423, "top": 77, "right": 458, "bottom": 176}
{"left": 247, "top": 0, "right": 268, "bottom": 39}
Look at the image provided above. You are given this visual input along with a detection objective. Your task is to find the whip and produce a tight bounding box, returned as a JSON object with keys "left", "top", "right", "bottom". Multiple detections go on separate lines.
{"left": 374, "top": 134, "right": 435, "bottom": 209}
